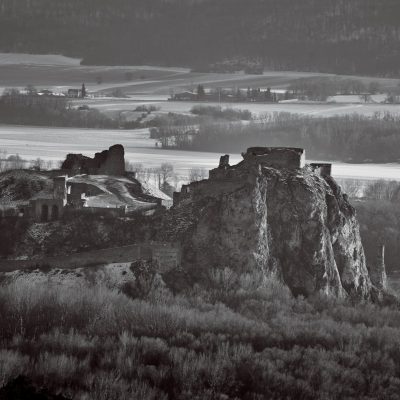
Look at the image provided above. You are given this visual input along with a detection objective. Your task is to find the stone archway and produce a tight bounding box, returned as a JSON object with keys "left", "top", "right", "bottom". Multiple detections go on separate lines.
{"left": 41, "top": 204, "right": 49, "bottom": 222}
{"left": 51, "top": 204, "right": 59, "bottom": 220}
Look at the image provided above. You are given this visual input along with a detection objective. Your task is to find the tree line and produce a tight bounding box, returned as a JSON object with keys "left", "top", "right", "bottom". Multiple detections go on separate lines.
{"left": 337, "top": 178, "right": 400, "bottom": 273}
{"left": 0, "top": 89, "right": 120, "bottom": 128}
{"left": 1, "top": 0, "right": 400, "bottom": 76}
{"left": 170, "top": 112, "right": 400, "bottom": 163}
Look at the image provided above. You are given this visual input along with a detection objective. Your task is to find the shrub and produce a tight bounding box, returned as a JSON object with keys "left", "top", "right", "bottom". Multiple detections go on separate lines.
{"left": 0, "top": 277, "right": 400, "bottom": 398}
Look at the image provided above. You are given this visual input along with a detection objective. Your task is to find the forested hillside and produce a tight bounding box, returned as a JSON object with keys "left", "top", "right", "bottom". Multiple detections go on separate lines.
{"left": 1, "top": 0, "right": 400, "bottom": 76}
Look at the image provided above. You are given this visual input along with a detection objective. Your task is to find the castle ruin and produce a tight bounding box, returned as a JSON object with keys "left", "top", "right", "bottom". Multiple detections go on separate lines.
{"left": 167, "top": 146, "right": 387, "bottom": 298}
{"left": 174, "top": 147, "right": 322, "bottom": 206}
{"left": 61, "top": 144, "right": 125, "bottom": 176}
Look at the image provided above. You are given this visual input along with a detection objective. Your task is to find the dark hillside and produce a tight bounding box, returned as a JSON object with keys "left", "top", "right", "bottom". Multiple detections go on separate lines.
{"left": 0, "top": 0, "right": 400, "bottom": 76}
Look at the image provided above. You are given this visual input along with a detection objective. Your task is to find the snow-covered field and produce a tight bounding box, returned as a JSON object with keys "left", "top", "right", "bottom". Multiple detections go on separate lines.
{"left": 73, "top": 98, "right": 400, "bottom": 118}
{"left": 0, "top": 53, "right": 82, "bottom": 66}
{"left": 2, "top": 52, "right": 400, "bottom": 119}
{"left": 1, "top": 53, "right": 400, "bottom": 181}
{"left": 1, "top": 125, "right": 400, "bottom": 181}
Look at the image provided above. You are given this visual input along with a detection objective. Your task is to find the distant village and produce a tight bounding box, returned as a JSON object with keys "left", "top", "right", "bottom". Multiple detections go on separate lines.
{"left": 170, "top": 85, "right": 285, "bottom": 103}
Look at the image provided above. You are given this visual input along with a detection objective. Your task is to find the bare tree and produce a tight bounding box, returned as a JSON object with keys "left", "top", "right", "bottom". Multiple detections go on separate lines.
{"left": 364, "top": 179, "right": 400, "bottom": 201}
{"left": 0, "top": 149, "right": 7, "bottom": 172}
{"left": 25, "top": 84, "right": 37, "bottom": 95}
{"left": 44, "top": 160, "right": 54, "bottom": 170}
{"left": 7, "top": 154, "right": 25, "bottom": 170}
{"left": 158, "top": 163, "right": 174, "bottom": 187}
{"left": 31, "top": 158, "right": 45, "bottom": 171}
{"left": 189, "top": 167, "right": 208, "bottom": 182}
{"left": 125, "top": 161, "right": 144, "bottom": 176}
{"left": 338, "top": 179, "right": 364, "bottom": 198}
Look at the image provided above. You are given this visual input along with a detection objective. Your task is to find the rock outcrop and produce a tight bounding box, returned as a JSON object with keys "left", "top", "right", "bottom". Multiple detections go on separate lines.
{"left": 369, "top": 244, "right": 387, "bottom": 291}
{"left": 162, "top": 147, "right": 374, "bottom": 298}
{"left": 61, "top": 144, "right": 125, "bottom": 176}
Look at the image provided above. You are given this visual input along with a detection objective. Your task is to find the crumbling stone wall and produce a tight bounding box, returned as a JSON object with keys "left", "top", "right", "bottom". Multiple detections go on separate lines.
{"left": 242, "top": 147, "right": 305, "bottom": 169}
{"left": 61, "top": 144, "right": 125, "bottom": 176}
{"left": 0, "top": 242, "right": 181, "bottom": 273}
{"left": 310, "top": 163, "right": 332, "bottom": 177}
{"left": 29, "top": 198, "right": 65, "bottom": 222}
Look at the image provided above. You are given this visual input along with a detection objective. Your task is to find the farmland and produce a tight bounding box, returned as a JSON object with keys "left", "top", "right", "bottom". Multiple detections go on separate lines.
{"left": 1, "top": 125, "right": 400, "bottom": 182}
{"left": 1, "top": 53, "right": 400, "bottom": 181}
{"left": 73, "top": 98, "right": 400, "bottom": 119}
{"left": 1, "top": 52, "right": 400, "bottom": 97}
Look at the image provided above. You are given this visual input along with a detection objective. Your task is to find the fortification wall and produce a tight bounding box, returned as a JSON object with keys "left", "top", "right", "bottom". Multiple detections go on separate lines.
{"left": 310, "top": 163, "right": 332, "bottom": 177}
{"left": 61, "top": 144, "right": 125, "bottom": 176}
{"left": 242, "top": 147, "right": 305, "bottom": 169}
{"left": 0, "top": 242, "right": 181, "bottom": 273}
{"left": 174, "top": 170, "right": 254, "bottom": 206}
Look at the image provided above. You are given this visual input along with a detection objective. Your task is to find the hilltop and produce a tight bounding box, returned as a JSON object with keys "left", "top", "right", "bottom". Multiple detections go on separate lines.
{"left": 1, "top": 0, "right": 400, "bottom": 76}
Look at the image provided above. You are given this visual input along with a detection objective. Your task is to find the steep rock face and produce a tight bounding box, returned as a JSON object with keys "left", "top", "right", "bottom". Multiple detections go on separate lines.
{"left": 161, "top": 154, "right": 372, "bottom": 298}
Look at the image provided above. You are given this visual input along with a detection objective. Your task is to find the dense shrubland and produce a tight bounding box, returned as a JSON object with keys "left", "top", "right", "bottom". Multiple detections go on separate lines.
{"left": 0, "top": 275, "right": 399, "bottom": 399}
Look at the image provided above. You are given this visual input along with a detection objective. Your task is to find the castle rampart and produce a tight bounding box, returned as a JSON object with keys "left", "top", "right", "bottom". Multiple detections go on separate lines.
{"left": 174, "top": 147, "right": 311, "bottom": 206}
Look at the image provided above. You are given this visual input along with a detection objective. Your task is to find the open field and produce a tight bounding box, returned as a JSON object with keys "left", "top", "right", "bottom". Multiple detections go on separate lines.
{"left": 2, "top": 52, "right": 400, "bottom": 119}
{"left": 1, "top": 125, "right": 400, "bottom": 181}
{"left": 0, "top": 53, "right": 82, "bottom": 66}
{"left": 73, "top": 98, "right": 400, "bottom": 119}
{"left": 1, "top": 53, "right": 400, "bottom": 181}
{"left": 2, "top": 52, "right": 400, "bottom": 98}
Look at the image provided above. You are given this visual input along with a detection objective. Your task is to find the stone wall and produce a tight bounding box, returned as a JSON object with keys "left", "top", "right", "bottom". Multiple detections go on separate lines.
{"left": 0, "top": 243, "right": 181, "bottom": 273}
{"left": 61, "top": 144, "right": 125, "bottom": 176}
{"left": 29, "top": 198, "right": 65, "bottom": 222}
{"left": 310, "top": 163, "right": 332, "bottom": 177}
{"left": 242, "top": 147, "right": 305, "bottom": 169}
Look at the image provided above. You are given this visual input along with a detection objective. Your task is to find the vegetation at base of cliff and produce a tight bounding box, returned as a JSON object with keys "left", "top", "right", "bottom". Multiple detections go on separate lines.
{"left": 1, "top": 0, "right": 400, "bottom": 77}
{"left": 356, "top": 200, "right": 400, "bottom": 274}
{"left": 175, "top": 112, "right": 400, "bottom": 163}
{"left": 0, "top": 277, "right": 399, "bottom": 399}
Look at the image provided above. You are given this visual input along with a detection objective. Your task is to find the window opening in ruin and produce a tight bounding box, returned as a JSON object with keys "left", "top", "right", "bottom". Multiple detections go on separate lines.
{"left": 41, "top": 204, "right": 49, "bottom": 222}
{"left": 51, "top": 205, "right": 59, "bottom": 220}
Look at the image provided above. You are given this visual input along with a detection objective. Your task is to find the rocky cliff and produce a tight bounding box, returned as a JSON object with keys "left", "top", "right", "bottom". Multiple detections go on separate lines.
{"left": 161, "top": 148, "right": 374, "bottom": 298}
